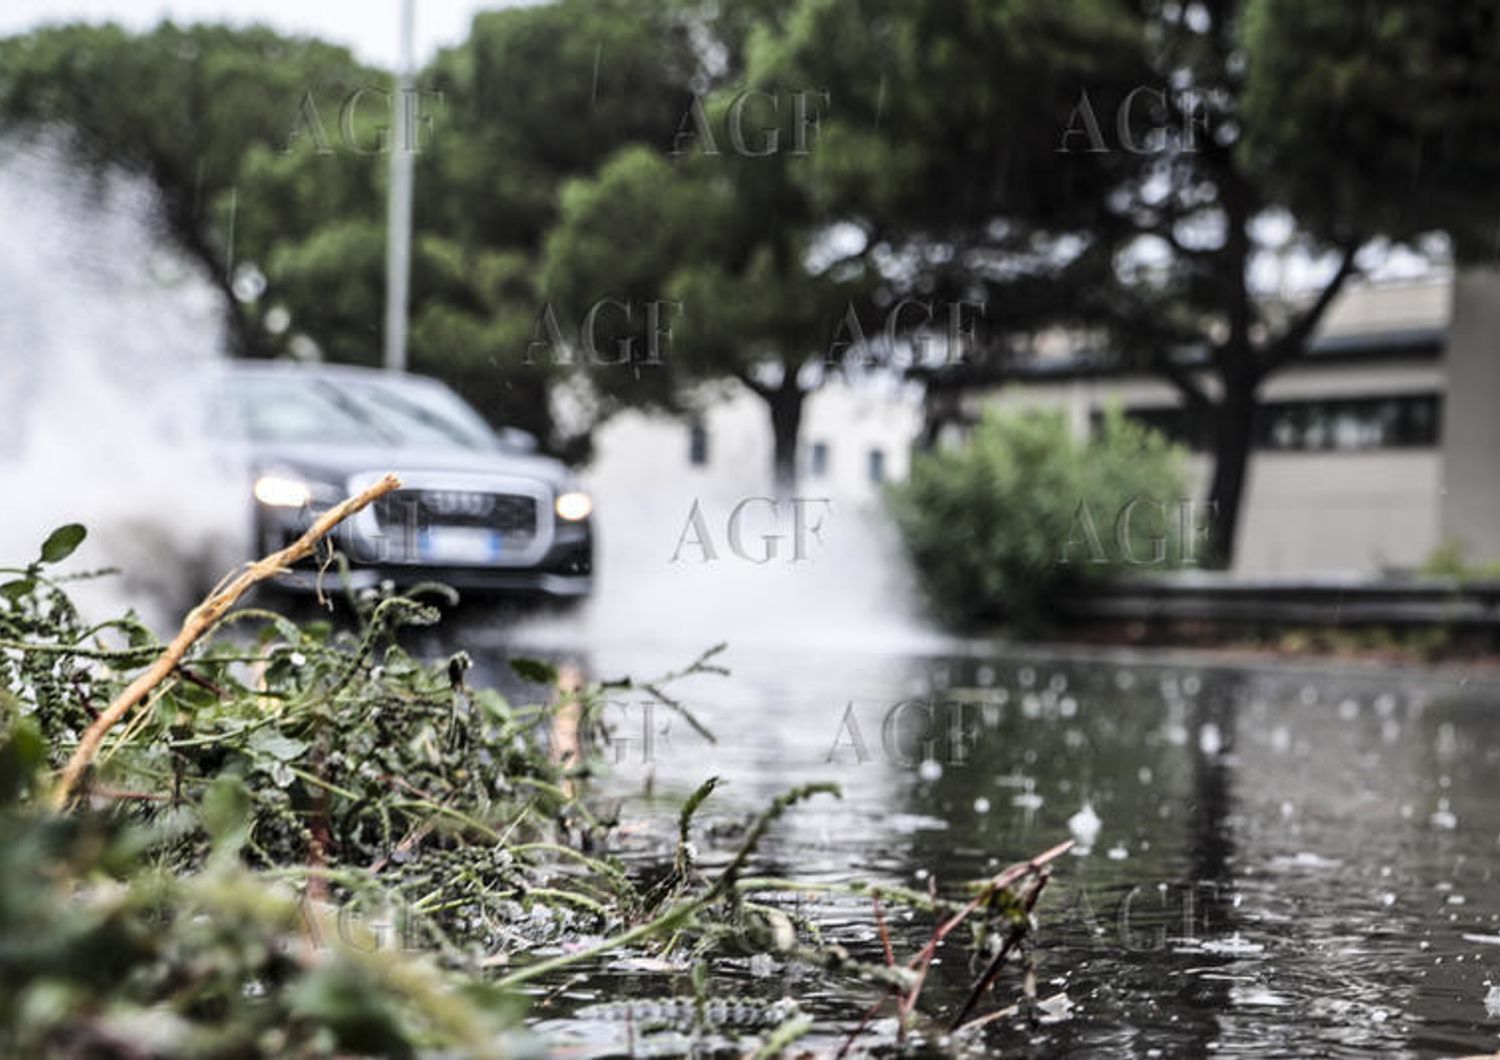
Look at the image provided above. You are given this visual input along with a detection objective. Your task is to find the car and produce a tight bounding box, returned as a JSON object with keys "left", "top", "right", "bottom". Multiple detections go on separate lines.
{"left": 223, "top": 362, "right": 592, "bottom": 601}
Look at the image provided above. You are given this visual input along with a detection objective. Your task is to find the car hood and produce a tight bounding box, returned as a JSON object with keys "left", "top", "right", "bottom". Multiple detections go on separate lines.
{"left": 246, "top": 441, "right": 576, "bottom": 491}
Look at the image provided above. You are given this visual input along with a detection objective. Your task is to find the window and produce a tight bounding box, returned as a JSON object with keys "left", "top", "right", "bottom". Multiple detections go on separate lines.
{"left": 810, "top": 440, "right": 830, "bottom": 477}
{"left": 868, "top": 447, "right": 886, "bottom": 483}
{"left": 688, "top": 421, "right": 709, "bottom": 466}
{"left": 1109, "top": 393, "right": 1443, "bottom": 453}
{"left": 1257, "top": 394, "right": 1442, "bottom": 451}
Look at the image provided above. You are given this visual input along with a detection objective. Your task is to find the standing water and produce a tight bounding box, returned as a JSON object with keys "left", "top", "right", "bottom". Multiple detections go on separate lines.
{"left": 456, "top": 633, "right": 1500, "bottom": 1057}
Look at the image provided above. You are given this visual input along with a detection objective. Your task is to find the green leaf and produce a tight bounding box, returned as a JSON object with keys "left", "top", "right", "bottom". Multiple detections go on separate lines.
{"left": 200, "top": 773, "right": 253, "bottom": 855}
{"left": 0, "top": 578, "right": 35, "bottom": 602}
{"left": 509, "top": 657, "right": 558, "bottom": 685}
{"left": 679, "top": 776, "right": 720, "bottom": 845}
{"left": 248, "top": 729, "right": 308, "bottom": 762}
{"left": 0, "top": 718, "right": 46, "bottom": 803}
{"left": 39, "top": 524, "right": 87, "bottom": 565}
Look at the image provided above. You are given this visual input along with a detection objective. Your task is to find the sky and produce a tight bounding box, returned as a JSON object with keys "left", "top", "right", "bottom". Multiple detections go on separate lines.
{"left": 0, "top": 0, "right": 520, "bottom": 67}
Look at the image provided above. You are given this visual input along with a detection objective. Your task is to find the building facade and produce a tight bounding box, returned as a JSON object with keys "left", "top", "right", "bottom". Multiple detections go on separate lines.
{"left": 585, "top": 375, "right": 925, "bottom": 509}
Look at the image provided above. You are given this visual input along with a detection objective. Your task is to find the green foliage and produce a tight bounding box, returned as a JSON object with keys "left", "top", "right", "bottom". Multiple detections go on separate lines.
{"left": 889, "top": 409, "right": 1188, "bottom": 630}
{"left": 0, "top": 749, "right": 525, "bottom": 1057}
{"left": 1, "top": 527, "right": 1064, "bottom": 1053}
{"left": 1243, "top": 0, "right": 1500, "bottom": 259}
{"left": 1421, "top": 539, "right": 1500, "bottom": 581}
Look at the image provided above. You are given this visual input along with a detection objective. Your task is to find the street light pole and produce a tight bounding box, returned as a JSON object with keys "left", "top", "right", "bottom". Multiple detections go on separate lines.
{"left": 383, "top": 0, "right": 415, "bottom": 372}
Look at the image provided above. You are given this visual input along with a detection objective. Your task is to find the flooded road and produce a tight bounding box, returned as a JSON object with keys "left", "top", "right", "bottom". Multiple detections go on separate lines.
{"left": 445, "top": 626, "right": 1500, "bottom": 1057}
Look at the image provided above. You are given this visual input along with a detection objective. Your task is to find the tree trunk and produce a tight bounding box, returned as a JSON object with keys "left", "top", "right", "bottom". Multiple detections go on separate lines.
{"left": 1204, "top": 375, "right": 1257, "bottom": 569}
{"left": 166, "top": 197, "right": 268, "bottom": 359}
{"left": 767, "top": 381, "right": 805, "bottom": 496}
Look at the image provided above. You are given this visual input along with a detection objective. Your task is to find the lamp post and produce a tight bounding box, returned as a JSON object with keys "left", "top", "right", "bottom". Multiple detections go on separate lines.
{"left": 383, "top": 0, "right": 415, "bottom": 372}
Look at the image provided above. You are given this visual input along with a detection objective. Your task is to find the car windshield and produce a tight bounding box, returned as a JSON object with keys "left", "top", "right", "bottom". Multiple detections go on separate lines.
{"left": 333, "top": 377, "right": 499, "bottom": 450}
{"left": 232, "top": 373, "right": 498, "bottom": 451}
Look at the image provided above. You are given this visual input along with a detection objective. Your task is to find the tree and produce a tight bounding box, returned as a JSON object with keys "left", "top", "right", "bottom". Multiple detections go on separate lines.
{"left": 536, "top": 0, "right": 885, "bottom": 490}
{"left": 396, "top": 0, "right": 704, "bottom": 454}
{"left": 765, "top": 0, "right": 1500, "bottom": 567}
{"left": 750, "top": 0, "right": 1168, "bottom": 480}
{"left": 541, "top": 92, "right": 874, "bottom": 490}
{"left": 1242, "top": 0, "right": 1500, "bottom": 263}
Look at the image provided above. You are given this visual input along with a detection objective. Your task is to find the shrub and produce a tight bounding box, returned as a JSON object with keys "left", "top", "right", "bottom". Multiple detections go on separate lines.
{"left": 889, "top": 406, "right": 1190, "bottom": 630}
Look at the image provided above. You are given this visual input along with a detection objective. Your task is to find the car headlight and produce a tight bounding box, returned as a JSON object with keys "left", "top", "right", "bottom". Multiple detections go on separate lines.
{"left": 555, "top": 490, "right": 593, "bottom": 521}
{"left": 253, "top": 473, "right": 313, "bottom": 508}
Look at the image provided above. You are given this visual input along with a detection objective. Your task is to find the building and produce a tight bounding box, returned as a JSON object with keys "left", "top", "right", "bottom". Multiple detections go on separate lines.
{"left": 937, "top": 269, "right": 1500, "bottom": 576}
{"left": 585, "top": 374, "right": 924, "bottom": 508}
{"left": 580, "top": 268, "right": 1500, "bottom": 578}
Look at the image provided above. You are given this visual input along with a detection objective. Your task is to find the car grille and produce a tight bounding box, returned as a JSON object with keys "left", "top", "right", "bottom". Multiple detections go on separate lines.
{"left": 375, "top": 489, "right": 539, "bottom": 538}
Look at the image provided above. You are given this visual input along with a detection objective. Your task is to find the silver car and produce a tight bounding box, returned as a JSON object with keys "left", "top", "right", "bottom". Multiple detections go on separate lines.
{"left": 226, "top": 362, "right": 593, "bottom": 601}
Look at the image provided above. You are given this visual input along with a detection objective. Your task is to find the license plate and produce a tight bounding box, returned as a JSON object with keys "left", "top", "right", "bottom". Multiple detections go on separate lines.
{"left": 418, "top": 527, "right": 503, "bottom": 564}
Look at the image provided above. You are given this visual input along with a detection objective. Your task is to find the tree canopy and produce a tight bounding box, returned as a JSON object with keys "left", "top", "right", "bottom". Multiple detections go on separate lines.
{"left": 5, "top": 0, "right": 1500, "bottom": 546}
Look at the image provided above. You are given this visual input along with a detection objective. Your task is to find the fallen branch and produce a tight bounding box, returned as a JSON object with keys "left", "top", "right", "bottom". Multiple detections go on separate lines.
{"left": 51, "top": 473, "right": 402, "bottom": 808}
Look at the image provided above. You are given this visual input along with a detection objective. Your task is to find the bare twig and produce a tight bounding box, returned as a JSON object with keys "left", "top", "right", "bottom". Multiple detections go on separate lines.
{"left": 842, "top": 839, "right": 1074, "bottom": 1054}
{"left": 51, "top": 474, "right": 402, "bottom": 808}
{"left": 900, "top": 840, "right": 1073, "bottom": 1023}
{"left": 950, "top": 869, "right": 1051, "bottom": 1030}
{"left": 874, "top": 896, "right": 895, "bottom": 968}
{"left": 835, "top": 896, "right": 900, "bottom": 1059}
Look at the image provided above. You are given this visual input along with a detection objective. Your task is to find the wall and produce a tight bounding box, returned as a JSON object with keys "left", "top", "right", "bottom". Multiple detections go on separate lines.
{"left": 1227, "top": 451, "right": 1442, "bottom": 575}
{"left": 584, "top": 377, "right": 923, "bottom": 507}
{"left": 1439, "top": 268, "right": 1500, "bottom": 564}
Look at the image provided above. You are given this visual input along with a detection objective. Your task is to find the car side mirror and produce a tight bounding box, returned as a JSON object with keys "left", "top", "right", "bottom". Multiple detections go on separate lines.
{"left": 499, "top": 427, "right": 539, "bottom": 453}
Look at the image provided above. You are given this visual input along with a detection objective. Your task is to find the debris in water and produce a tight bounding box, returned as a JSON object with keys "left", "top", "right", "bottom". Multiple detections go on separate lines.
{"left": 1198, "top": 933, "right": 1265, "bottom": 956}
{"left": 1035, "top": 991, "right": 1073, "bottom": 1023}
{"left": 1011, "top": 780, "right": 1044, "bottom": 811}
{"left": 1067, "top": 802, "right": 1101, "bottom": 852}
{"left": 1431, "top": 799, "right": 1458, "bottom": 830}
{"left": 1270, "top": 851, "right": 1340, "bottom": 870}
{"left": 1230, "top": 984, "right": 1289, "bottom": 1007}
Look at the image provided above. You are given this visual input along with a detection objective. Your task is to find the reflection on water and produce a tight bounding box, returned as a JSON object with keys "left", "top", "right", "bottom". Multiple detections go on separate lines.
{"left": 448, "top": 628, "right": 1500, "bottom": 1057}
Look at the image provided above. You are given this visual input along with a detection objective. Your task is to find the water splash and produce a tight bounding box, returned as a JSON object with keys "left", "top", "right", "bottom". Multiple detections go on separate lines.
{"left": 0, "top": 139, "right": 248, "bottom": 628}
{"left": 511, "top": 430, "right": 952, "bottom": 655}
